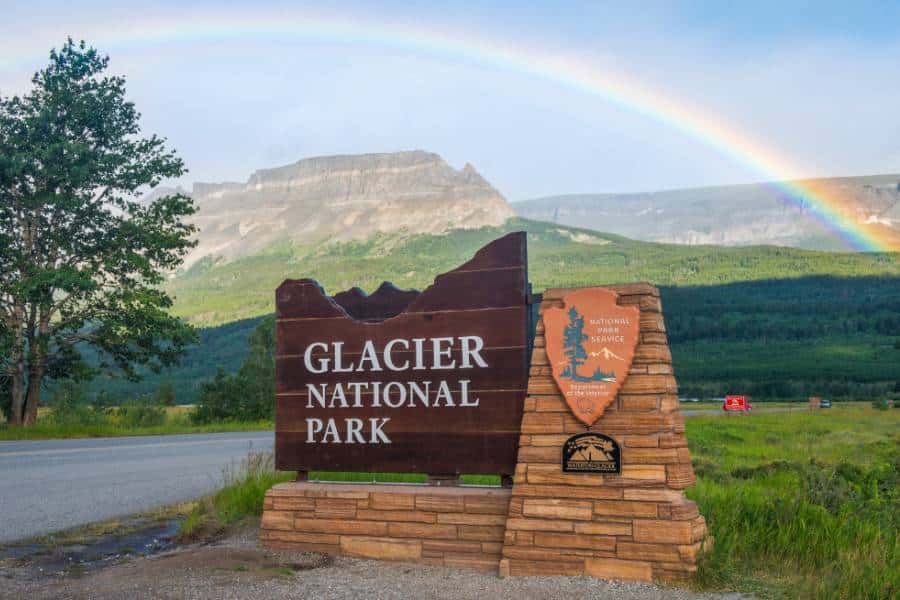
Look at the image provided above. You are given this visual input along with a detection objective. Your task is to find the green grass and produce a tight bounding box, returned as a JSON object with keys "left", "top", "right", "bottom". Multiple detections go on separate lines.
{"left": 687, "top": 404, "right": 899, "bottom": 598}
{"left": 0, "top": 410, "right": 272, "bottom": 441}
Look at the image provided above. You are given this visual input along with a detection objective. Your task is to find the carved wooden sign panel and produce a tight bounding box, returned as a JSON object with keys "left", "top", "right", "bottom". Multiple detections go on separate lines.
{"left": 543, "top": 287, "right": 639, "bottom": 426}
{"left": 274, "top": 232, "right": 529, "bottom": 476}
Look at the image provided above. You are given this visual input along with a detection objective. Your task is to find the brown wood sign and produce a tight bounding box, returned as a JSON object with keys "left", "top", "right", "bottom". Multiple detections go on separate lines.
{"left": 543, "top": 287, "right": 639, "bottom": 425}
{"left": 275, "top": 232, "right": 530, "bottom": 476}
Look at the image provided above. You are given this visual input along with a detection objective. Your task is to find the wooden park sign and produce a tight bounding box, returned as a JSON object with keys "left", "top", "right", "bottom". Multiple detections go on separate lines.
{"left": 263, "top": 233, "right": 708, "bottom": 582}
{"left": 274, "top": 232, "right": 530, "bottom": 477}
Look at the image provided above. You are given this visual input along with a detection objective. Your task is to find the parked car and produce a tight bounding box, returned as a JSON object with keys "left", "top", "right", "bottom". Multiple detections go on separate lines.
{"left": 820, "top": 398, "right": 832, "bottom": 408}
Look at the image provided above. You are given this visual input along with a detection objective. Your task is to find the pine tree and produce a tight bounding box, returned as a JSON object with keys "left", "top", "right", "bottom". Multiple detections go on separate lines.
{"left": 562, "top": 306, "right": 588, "bottom": 379}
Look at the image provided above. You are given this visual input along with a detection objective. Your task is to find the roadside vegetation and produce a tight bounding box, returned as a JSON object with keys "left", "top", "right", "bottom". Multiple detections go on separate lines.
{"left": 688, "top": 404, "right": 899, "bottom": 599}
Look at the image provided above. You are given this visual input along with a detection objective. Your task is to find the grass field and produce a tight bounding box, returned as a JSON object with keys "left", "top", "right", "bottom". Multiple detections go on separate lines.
{"left": 0, "top": 406, "right": 272, "bottom": 441}
{"left": 687, "top": 404, "right": 899, "bottom": 598}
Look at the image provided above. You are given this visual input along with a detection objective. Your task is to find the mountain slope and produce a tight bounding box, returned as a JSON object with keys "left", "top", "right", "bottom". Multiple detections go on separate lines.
{"left": 181, "top": 150, "right": 513, "bottom": 267}
{"left": 167, "top": 218, "right": 899, "bottom": 325}
{"left": 514, "top": 174, "right": 900, "bottom": 251}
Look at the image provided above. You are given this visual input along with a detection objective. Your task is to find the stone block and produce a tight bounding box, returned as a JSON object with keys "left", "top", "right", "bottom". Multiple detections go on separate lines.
{"left": 505, "top": 517, "right": 573, "bottom": 532}
{"left": 340, "top": 536, "right": 422, "bottom": 561}
{"left": 415, "top": 495, "right": 465, "bottom": 513}
{"left": 508, "top": 559, "right": 584, "bottom": 576}
{"left": 523, "top": 499, "right": 593, "bottom": 521}
{"left": 593, "top": 500, "right": 658, "bottom": 519}
{"left": 632, "top": 519, "right": 694, "bottom": 545}
{"left": 437, "top": 513, "right": 508, "bottom": 526}
{"left": 533, "top": 532, "right": 616, "bottom": 552}
{"left": 457, "top": 525, "right": 506, "bottom": 542}
{"left": 422, "top": 539, "right": 483, "bottom": 554}
{"left": 584, "top": 557, "right": 653, "bottom": 582}
{"left": 464, "top": 495, "right": 510, "bottom": 515}
{"left": 617, "top": 542, "right": 681, "bottom": 562}
{"left": 294, "top": 518, "right": 387, "bottom": 537}
{"left": 574, "top": 521, "right": 632, "bottom": 536}
{"left": 261, "top": 511, "right": 294, "bottom": 531}
{"left": 356, "top": 509, "right": 437, "bottom": 523}
{"left": 388, "top": 522, "right": 457, "bottom": 540}
{"left": 370, "top": 492, "right": 415, "bottom": 511}
{"left": 314, "top": 498, "right": 358, "bottom": 519}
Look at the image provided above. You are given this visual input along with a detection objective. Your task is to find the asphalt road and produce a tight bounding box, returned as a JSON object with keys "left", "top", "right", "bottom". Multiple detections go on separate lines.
{"left": 0, "top": 431, "right": 273, "bottom": 544}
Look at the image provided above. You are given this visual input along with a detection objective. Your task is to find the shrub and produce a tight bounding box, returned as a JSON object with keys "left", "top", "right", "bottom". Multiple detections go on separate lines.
{"left": 178, "top": 450, "right": 293, "bottom": 542}
{"left": 47, "top": 382, "right": 111, "bottom": 427}
{"left": 872, "top": 398, "right": 890, "bottom": 411}
{"left": 117, "top": 398, "right": 166, "bottom": 428}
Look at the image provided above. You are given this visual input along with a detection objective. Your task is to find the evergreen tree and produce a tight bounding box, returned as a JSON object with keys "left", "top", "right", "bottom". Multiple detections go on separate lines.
{"left": 562, "top": 306, "right": 588, "bottom": 379}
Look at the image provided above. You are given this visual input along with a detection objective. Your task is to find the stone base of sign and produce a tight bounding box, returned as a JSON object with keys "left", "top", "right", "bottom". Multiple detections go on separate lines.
{"left": 260, "top": 482, "right": 510, "bottom": 571}
{"left": 500, "top": 284, "right": 708, "bottom": 582}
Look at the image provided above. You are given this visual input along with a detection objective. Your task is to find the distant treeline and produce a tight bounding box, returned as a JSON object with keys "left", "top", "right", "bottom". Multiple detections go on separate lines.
{"left": 81, "top": 275, "right": 900, "bottom": 404}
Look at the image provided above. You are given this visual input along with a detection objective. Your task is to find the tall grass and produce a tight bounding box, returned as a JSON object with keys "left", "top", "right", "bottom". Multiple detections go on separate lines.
{"left": 687, "top": 405, "right": 899, "bottom": 599}
{"left": 0, "top": 407, "right": 271, "bottom": 440}
{"left": 179, "top": 450, "right": 294, "bottom": 541}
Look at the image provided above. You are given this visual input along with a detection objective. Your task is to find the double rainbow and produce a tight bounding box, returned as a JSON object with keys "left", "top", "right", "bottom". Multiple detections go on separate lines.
{"left": 2, "top": 12, "right": 896, "bottom": 251}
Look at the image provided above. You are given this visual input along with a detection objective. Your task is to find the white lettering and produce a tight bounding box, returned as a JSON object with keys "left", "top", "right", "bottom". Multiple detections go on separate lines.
{"left": 357, "top": 340, "right": 382, "bottom": 371}
{"left": 383, "top": 338, "right": 410, "bottom": 371}
{"left": 369, "top": 417, "right": 391, "bottom": 443}
{"left": 322, "top": 418, "right": 342, "bottom": 443}
{"left": 382, "top": 381, "right": 407, "bottom": 408}
{"left": 332, "top": 341, "right": 354, "bottom": 372}
{"left": 307, "top": 383, "right": 327, "bottom": 408}
{"left": 304, "top": 342, "right": 329, "bottom": 374}
{"left": 346, "top": 418, "right": 366, "bottom": 443}
{"left": 306, "top": 418, "right": 323, "bottom": 443}
{"left": 432, "top": 337, "right": 456, "bottom": 369}
{"left": 459, "top": 379, "right": 480, "bottom": 406}
{"left": 460, "top": 336, "right": 488, "bottom": 368}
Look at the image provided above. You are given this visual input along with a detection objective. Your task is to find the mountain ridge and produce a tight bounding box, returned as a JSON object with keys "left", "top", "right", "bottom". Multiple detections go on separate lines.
{"left": 514, "top": 173, "right": 900, "bottom": 251}
{"left": 178, "top": 150, "right": 514, "bottom": 267}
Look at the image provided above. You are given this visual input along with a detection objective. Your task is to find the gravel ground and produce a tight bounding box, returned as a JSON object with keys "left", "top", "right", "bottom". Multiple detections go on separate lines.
{"left": 1, "top": 526, "right": 748, "bottom": 600}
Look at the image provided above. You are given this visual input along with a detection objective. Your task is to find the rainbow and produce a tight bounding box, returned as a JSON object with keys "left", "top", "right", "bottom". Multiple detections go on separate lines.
{"left": 1, "top": 12, "right": 896, "bottom": 252}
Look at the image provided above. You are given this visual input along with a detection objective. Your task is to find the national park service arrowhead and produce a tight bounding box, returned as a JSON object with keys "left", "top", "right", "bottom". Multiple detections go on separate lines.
{"left": 543, "top": 288, "right": 640, "bottom": 426}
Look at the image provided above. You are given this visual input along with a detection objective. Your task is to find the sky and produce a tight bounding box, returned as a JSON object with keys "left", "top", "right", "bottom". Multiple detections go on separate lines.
{"left": 1, "top": 1, "right": 899, "bottom": 201}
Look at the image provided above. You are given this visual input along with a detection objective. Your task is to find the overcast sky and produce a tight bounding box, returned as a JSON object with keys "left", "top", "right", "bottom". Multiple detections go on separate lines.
{"left": 2, "top": 1, "right": 899, "bottom": 200}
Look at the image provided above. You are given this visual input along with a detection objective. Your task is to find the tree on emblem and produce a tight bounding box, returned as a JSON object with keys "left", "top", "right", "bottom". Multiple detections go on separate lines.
{"left": 562, "top": 306, "right": 588, "bottom": 380}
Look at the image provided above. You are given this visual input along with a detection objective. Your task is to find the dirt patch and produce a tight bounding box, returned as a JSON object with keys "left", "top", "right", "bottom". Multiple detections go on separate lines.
{"left": 0, "top": 522, "right": 748, "bottom": 600}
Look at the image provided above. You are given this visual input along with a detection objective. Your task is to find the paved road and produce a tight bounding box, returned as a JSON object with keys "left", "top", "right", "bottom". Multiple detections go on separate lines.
{"left": 0, "top": 431, "right": 273, "bottom": 543}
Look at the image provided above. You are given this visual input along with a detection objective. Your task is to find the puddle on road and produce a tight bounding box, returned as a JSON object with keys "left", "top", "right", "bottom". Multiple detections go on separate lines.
{"left": 0, "top": 517, "right": 182, "bottom": 576}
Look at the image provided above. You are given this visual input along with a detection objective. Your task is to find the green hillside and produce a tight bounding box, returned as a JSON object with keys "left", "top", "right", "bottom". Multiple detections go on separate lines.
{"left": 84, "top": 219, "right": 900, "bottom": 405}
{"left": 168, "top": 218, "right": 899, "bottom": 325}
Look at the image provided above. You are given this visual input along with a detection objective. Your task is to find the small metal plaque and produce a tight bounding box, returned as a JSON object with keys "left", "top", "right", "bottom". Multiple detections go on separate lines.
{"left": 562, "top": 432, "right": 621, "bottom": 473}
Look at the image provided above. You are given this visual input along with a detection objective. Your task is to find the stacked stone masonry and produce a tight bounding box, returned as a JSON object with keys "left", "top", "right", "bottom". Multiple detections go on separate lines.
{"left": 261, "top": 483, "right": 511, "bottom": 572}
{"left": 499, "top": 283, "right": 707, "bottom": 581}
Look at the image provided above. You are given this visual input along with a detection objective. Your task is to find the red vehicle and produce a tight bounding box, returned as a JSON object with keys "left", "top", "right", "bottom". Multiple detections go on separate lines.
{"left": 723, "top": 395, "right": 752, "bottom": 412}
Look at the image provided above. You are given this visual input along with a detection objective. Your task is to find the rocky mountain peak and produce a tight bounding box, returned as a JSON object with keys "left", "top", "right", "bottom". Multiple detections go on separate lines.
{"left": 182, "top": 151, "right": 514, "bottom": 267}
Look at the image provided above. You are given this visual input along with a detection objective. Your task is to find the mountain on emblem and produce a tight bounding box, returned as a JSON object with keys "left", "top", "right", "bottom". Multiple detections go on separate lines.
{"left": 543, "top": 288, "right": 640, "bottom": 426}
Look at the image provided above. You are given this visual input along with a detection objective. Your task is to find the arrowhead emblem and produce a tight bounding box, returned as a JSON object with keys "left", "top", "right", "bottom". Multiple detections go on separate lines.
{"left": 543, "top": 288, "right": 640, "bottom": 426}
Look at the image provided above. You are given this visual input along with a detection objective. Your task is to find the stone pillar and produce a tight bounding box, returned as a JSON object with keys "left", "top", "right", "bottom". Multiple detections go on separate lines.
{"left": 500, "top": 283, "right": 708, "bottom": 581}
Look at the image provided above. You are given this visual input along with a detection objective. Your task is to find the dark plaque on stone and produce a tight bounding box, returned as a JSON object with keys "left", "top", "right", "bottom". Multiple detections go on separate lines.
{"left": 562, "top": 432, "right": 621, "bottom": 473}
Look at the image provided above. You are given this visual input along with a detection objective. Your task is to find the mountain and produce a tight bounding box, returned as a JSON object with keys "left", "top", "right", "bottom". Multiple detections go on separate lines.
{"left": 179, "top": 151, "right": 513, "bottom": 267}
{"left": 514, "top": 174, "right": 900, "bottom": 251}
